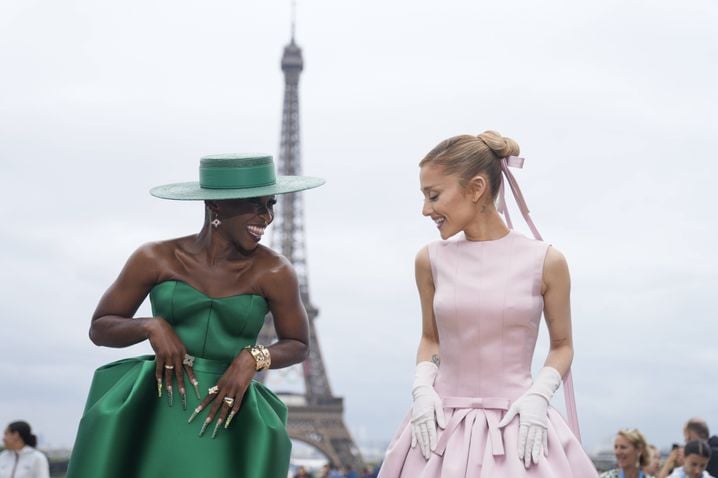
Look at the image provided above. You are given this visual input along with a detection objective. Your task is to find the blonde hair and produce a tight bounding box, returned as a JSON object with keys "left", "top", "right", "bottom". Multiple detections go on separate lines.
{"left": 419, "top": 130, "right": 520, "bottom": 200}
{"left": 618, "top": 429, "right": 650, "bottom": 468}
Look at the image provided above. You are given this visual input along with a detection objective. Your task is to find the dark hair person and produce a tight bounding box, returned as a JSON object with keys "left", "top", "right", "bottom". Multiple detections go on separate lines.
{"left": 662, "top": 419, "right": 718, "bottom": 478}
{"left": 378, "top": 131, "right": 597, "bottom": 477}
{"left": 0, "top": 421, "right": 49, "bottom": 478}
{"left": 683, "top": 418, "right": 718, "bottom": 477}
{"left": 65, "top": 154, "right": 324, "bottom": 478}
{"left": 668, "top": 440, "right": 715, "bottom": 478}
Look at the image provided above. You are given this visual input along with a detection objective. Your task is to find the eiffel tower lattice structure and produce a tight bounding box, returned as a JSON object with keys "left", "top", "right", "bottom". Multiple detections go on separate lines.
{"left": 256, "top": 29, "right": 364, "bottom": 471}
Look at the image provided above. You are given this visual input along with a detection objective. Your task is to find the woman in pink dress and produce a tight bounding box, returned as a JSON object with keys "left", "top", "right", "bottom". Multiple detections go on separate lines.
{"left": 378, "top": 131, "right": 598, "bottom": 477}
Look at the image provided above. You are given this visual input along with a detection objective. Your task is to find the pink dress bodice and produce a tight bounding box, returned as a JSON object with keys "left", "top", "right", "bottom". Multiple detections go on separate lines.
{"left": 429, "top": 229, "right": 549, "bottom": 401}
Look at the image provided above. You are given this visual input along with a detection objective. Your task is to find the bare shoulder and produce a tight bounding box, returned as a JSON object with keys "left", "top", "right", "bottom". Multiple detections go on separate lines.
{"left": 255, "top": 244, "right": 293, "bottom": 271}
{"left": 542, "top": 245, "right": 570, "bottom": 289}
{"left": 544, "top": 245, "right": 568, "bottom": 269}
{"left": 110, "top": 241, "right": 166, "bottom": 290}
{"left": 122, "top": 236, "right": 194, "bottom": 278}
{"left": 415, "top": 245, "right": 430, "bottom": 271}
{"left": 415, "top": 245, "right": 435, "bottom": 288}
{"left": 254, "top": 245, "right": 298, "bottom": 288}
{"left": 124, "top": 241, "right": 165, "bottom": 269}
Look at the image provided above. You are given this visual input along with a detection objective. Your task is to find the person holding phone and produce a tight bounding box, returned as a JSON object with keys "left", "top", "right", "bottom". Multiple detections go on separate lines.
{"left": 667, "top": 441, "right": 714, "bottom": 478}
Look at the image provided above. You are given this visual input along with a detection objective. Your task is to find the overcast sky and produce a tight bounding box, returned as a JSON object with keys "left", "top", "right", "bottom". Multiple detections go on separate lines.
{"left": 1, "top": 0, "right": 717, "bottom": 457}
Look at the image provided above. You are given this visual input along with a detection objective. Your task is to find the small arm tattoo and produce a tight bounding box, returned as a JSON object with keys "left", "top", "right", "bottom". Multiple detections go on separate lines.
{"left": 431, "top": 354, "right": 440, "bottom": 367}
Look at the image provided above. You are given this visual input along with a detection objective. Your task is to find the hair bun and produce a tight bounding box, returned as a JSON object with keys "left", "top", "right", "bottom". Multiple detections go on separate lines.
{"left": 477, "top": 130, "right": 520, "bottom": 158}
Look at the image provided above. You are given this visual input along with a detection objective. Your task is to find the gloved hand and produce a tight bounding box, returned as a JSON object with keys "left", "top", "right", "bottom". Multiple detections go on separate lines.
{"left": 498, "top": 367, "right": 562, "bottom": 468}
{"left": 410, "top": 361, "right": 446, "bottom": 460}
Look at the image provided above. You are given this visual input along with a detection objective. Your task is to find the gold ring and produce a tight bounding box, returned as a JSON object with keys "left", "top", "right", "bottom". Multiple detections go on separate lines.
{"left": 223, "top": 397, "right": 235, "bottom": 407}
{"left": 208, "top": 386, "right": 219, "bottom": 395}
{"left": 164, "top": 364, "right": 175, "bottom": 370}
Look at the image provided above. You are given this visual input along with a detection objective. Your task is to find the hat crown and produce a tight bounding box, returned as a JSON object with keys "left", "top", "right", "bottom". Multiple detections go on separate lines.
{"left": 199, "top": 153, "right": 277, "bottom": 190}
{"left": 149, "top": 152, "right": 324, "bottom": 200}
{"left": 200, "top": 153, "right": 273, "bottom": 168}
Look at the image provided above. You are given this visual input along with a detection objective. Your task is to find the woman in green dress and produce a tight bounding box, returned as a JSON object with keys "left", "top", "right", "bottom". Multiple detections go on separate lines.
{"left": 66, "top": 154, "right": 324, "bottom": 478}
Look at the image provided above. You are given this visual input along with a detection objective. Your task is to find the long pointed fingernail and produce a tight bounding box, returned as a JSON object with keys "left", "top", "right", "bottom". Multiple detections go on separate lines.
{"left": 212, "top": 419, "right": 223, "bottom": 439}
{"left": 157, "top": 379, "right": 162, "bottom": 398}
{"left": 167, "top": 386, "right": 173, "bottom": 407}
{"left": 192, "top": 380, "right": 201, "bottom": 400}
{"left": 225, "top": 411, "right": 236, "bottom": 429}
{"left": 181, "top": 389, "right": 187, "bottom": 410}
{"left": 199, "top": 419, "right": 210, "bottom": 437}
{"left": 188, "top": 407, "right": 202, "bottom": 424}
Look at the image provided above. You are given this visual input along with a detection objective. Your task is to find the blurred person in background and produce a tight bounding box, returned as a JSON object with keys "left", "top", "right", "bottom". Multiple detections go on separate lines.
{"left": 660, "top": 445, "right": 686, "bottom": 478}
{"left": 600, "top": 429, "right": 653, "bottom": 478}
{"left": 361, "top": 465, "right": 377, "bottom": 478}
{"left": 682, "top": 419, "right": 718, "bottom": 477}
{"left": 644, "top": 445, "right": 662, "bottom": 477}
{"left": 660, "top": 418, "right": 718, "bottom": 478}
{"left": 667, "top": 440, "right": 714, "bottom": 478}
{"left": 0, "top": 421, "right": 49, "bottom": 478}
{"left": 294, "top": 465, "right": 313, "bottom": 478}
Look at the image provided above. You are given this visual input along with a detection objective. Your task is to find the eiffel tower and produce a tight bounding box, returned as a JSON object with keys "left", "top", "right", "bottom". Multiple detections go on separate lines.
{"left": 257, "top": 23, "right": 364, "bottom": 471}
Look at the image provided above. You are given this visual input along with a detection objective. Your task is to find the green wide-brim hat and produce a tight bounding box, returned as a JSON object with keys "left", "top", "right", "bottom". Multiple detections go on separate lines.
{"left": 150, "top": 153, "right": 325, "bottom": 200}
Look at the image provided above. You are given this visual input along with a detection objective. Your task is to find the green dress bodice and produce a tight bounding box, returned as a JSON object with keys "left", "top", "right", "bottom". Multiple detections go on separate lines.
{"left": 150, "top": 280, "right": 268, "bottom": 362}
{"left": 66, "top": 281, "right": 291, "bottom": 478}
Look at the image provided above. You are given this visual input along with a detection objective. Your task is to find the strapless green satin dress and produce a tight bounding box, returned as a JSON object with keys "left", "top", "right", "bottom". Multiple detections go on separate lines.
{"left": 66, "top": 280, "right": 291, "bottom": 478}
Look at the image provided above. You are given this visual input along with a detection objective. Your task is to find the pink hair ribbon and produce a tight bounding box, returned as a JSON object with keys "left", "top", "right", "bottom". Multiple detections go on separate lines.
{"left": 497, "top": 156, "right": 542, "bottom": 241}
{"left": 497, "top": 155, "right": 583, "bottom": 443}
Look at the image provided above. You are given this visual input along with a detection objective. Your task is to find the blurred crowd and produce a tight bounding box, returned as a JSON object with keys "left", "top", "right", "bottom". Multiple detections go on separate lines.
{"left": 294, "top": 417, "right": 718, "bottom": 478}
{"left": 4, "top": 417, "right": 717, "bottom": 478}
{"left": 599, "top": 417, "right": 718, "bottom": 478}
{"left": 293, "top": 463, "right": 378, "bottom": 478}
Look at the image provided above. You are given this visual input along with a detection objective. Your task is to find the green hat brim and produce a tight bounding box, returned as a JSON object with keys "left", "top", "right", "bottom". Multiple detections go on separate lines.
{"left": 150, "top": 175, "right": 325, "bottom": 200}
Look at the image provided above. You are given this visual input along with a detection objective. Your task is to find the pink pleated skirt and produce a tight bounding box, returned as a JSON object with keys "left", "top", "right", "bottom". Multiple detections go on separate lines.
{"left": 378, "top": 406, "right": 598, "bottom": 478}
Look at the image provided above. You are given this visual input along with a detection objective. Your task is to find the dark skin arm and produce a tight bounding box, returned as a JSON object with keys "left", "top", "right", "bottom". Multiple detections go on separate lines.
{"left": 89, "top": 242, "right": 198, "bottom": 405}
{"left": 257, "top": 256, "right": 310, "bottom": 368}
{"left": 89, "top": 243, "right": 161, "bottom": 347}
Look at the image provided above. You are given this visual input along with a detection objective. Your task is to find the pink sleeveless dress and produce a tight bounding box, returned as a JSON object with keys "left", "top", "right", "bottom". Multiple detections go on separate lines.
{"left": 378, "top": 230, "right": 598, "bottom": 477}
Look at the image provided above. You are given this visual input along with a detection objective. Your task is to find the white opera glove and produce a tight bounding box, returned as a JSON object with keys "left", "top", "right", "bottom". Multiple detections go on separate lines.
{"left": 410, "top": 361, "right": 447, "bottom": 460}
{"left": 498, "top": 366, "right": 562, "bottom": 468}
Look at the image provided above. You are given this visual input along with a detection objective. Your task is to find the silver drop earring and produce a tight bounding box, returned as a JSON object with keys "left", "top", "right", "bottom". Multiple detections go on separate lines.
{"left": 211, "top": 212, "right": 222, "bottom": 228}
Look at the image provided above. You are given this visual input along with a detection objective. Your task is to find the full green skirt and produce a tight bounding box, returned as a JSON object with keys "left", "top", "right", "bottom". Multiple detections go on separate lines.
{"left": 66, "top": 355, "right": 291, "bottom": 478}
